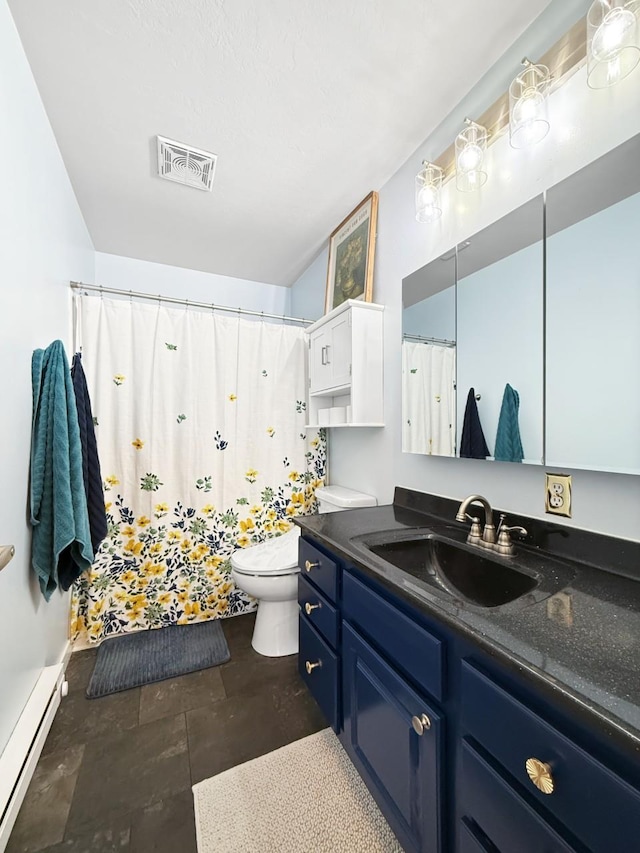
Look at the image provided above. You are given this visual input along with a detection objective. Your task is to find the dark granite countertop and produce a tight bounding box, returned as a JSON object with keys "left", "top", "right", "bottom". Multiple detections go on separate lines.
{"left": 295, "top": 488, "right": 640, "bottom": 755}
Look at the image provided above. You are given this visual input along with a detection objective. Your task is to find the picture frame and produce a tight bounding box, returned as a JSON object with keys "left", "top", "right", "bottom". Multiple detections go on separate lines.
{"left": 325, "top": 191, "right": 378, "bottom": 314}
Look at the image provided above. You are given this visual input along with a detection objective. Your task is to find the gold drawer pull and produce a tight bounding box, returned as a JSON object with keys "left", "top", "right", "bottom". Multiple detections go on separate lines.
{"left": 305, "top": 602, "right": 321, "bottom": 615}
{"left": 411, "top": 713, "right": 431, "bottom": 736}
{"left": 305, "top": 660, "right": 322, "bottom": 675}
{"left": 526, "top": 758, "right": 554, "bottom": 794}
{"left": 305, "top": 560, "right": 319, "bottom": 572}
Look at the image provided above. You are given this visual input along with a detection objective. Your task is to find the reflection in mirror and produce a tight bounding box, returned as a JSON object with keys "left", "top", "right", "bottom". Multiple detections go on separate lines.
{"left": 546, "top": 133, "right": 640, "bottom": 474}
{"left": 402, "top": 249, "right": 456, "bottom": 456}
{"left": 456, "top": 195, "right": 544, "bottom": 463}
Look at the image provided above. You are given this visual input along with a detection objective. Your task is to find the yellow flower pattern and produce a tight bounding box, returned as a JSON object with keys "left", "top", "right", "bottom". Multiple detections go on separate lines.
{"left": 70, "top": 375, "right": 327, "bottom": 644}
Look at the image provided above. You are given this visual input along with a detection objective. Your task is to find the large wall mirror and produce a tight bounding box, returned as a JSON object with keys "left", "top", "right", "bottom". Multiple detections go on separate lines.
{"left": 456, "top": 196, "right": 544, "bottom": 464}
{"left": 546, "top": 133, "right": 640, "bottom": 475}
{"left": 401, "top": 131, "right": 639, "bottom": 476}
{"left": 402, "top": 249, "right": 456, "bottom": 456}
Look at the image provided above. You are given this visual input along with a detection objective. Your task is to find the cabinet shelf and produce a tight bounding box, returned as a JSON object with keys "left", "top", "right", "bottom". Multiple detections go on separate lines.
{"left": 304, "top": 422, "right": 385, "bottom": 429}
{"left": 306, "top": 299, "right": 384, "bottom": 429}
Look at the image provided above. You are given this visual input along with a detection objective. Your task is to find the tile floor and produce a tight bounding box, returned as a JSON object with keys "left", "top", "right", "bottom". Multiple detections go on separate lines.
{"left": 7, "top": 613, "right": 326, "bottom": 853}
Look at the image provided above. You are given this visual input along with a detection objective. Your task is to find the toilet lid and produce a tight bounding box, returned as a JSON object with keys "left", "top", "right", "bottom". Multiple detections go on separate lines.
{"left": 231, "top": 527, "right": 300, "bottom": 575}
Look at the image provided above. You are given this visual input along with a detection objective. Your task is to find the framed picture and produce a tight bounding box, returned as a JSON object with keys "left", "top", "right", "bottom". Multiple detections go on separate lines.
{"left": 325, "top": 191, "right": 378, "bottom": 314}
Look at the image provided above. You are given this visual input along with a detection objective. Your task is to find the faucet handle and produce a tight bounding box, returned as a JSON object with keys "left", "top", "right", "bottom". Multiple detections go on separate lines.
{"left": 496, "top": 523, "right": 528, "bottom": 555}
{"left": 459, "top": 513, "right": 482, "bottom": 545}
{"left": 500, "top": 525, "right": 528, "bottom": 538}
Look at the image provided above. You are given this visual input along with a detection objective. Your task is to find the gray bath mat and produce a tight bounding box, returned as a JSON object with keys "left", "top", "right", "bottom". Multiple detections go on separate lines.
{"left": 86, "top": 620, "right": 230, "bottom": 698}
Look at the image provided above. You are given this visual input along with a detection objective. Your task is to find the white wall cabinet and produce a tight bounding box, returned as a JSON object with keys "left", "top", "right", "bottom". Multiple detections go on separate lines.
{"left": 306, "top": 300, "right": 384, "bottom": 428}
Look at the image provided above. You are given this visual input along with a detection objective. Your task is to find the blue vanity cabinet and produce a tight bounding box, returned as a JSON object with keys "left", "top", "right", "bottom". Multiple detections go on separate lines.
{"left": 459, "top": 661, "right": 640, "bottom": 853}
{"left": 297, "top": 536, "right": 341, "bottom": 733}
{"left": 296, "top": 533, "right": 640, "bottom": 853}
{"left": 342, "top": 623, "right": 443, "bottom": 853}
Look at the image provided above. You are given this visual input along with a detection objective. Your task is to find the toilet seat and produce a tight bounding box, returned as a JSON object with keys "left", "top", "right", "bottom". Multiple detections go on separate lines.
{"left": 230, "top": 527, "right": 300, "bottom": 577}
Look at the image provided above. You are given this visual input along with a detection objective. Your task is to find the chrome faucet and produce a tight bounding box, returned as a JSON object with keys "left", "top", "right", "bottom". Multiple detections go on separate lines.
{"left": 456, "top": 495, "right": 497, "bottom": 547}
{"left": 456, "top": 496, "right": 528, "bottom": 556}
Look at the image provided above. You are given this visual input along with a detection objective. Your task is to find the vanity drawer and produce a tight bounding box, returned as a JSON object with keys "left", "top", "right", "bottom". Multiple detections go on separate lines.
{"left": 459, "top": 818, "right": 497, "bottom": 853}
{"left": 299, "top": 538, "right": 338, "bottom": 602}
{"left": 461, "top": 740, "right": 576, "bottom": 853}
{"left": 461, "top": 661, "right": 640, "bottom": 853}
{"left": 343, "top": 570, "right": 443, "bottom": 702}
{"left": 298, "top": 615, "right": 338, "bottom": 732}
{"left": 298, "top": 574, "right": 338, "bottom": 649}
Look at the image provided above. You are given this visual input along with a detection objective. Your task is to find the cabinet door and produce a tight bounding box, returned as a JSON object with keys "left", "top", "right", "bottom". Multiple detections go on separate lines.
{"left": 341, "top": 623, "right": 442, "bottom": 853}
{"left": 309, "top": 328, "right": 331, "bottom": 394}
{"left": 327, "top": 312, "right": 352, "bottom": 388}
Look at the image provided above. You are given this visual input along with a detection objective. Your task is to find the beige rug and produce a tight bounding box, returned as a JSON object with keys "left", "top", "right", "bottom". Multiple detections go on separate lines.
{"left": 192, "top": 728, "right": 404, "bottom": 853}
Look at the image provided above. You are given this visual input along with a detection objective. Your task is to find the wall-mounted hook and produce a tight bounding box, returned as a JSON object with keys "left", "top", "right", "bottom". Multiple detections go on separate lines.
{"left": 0, "top": 545, "right": 15, "bottom": 573}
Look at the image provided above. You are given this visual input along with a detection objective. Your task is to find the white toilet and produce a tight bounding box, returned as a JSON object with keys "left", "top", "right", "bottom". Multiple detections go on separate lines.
{"left": 231, "top": 485, "right": 376, "bottom": 657}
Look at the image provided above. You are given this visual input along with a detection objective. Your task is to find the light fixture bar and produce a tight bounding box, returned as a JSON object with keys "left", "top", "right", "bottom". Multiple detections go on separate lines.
{"left": 428, "top": 17, "right": 587, "bottom": 181}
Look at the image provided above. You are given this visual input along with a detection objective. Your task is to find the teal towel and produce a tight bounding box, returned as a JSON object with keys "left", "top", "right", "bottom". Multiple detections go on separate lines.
{"left": 494, "top": 383, "right": 524, "bottom": 463}
{"left": 30, "top": 341, "right": 94, "bottom": 600}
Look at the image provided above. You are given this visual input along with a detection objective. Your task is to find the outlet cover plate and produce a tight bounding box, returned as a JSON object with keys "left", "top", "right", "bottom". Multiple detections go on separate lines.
{"left": 545, "top": 473, "right": 572, "bottom": 518}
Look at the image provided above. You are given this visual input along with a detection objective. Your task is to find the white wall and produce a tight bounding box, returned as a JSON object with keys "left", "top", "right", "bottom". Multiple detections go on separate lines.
{"left": 290, "top": 248, "right": 328, "bottom": 321}
{"left": 95, "top": 252, "right": 291, "bottom": 316}
{"left": 292, "top": 33, "right": 640, "bottom": 540}
{"left": 0, "top": 0, "right": 94, "bottom": 755}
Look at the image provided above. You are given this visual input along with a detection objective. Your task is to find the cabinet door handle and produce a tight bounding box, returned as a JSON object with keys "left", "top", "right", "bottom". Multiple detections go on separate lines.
{"left": 411, "top": 713, "right": 432, "bottom": 735}
{"left": 321, "top": 346, "right": 327, "bottom": 365}
{"left": 324, "top": 345, "right": 331, "bottom": 364}
{"left": 525, "top": 758, "right": 554, "bottom": 794}
{"left": 306, "top": 660, "right": 322, "bottom": 674}
{"left": 305, "top": 602, "right": 321, "bottom": 615}
{"left": 305, "top": 560, "right": 319, "bottom": 572}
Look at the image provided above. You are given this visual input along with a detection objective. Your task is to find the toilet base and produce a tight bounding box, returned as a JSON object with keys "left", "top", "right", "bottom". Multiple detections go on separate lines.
{"left": 251, "top": 598, "right": 299, "bottom": 657}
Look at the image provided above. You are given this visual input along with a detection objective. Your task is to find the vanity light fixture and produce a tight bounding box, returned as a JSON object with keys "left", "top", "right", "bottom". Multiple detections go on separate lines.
{"left": 587, "top": 0, "right": 640, "bottom": 88}
{"left": 455, "top": 119, "right": 488, "bottom": 192}
{"left": 509, "top": 58, "right": 551, "bottom": 148}
{"left": 415, "top": 161, "right": 444, "bottom": 223}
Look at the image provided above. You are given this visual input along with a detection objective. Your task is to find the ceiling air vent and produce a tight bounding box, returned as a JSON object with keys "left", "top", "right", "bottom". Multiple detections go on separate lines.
{"left": 156, "top": 135, "right": 217, "bottom": 191}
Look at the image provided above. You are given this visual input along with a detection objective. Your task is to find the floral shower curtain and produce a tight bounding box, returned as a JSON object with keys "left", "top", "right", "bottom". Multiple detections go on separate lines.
{"left": 71, "top": 295, "right": 326, "bottom": 644}
{"left": 402, "top": 340, "right": 456, "bottom": 456}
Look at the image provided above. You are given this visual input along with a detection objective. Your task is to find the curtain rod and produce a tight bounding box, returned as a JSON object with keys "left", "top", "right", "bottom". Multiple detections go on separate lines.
{"left": 403, "top": 332, "right": 456, "bottom": 347}
{"left": 70, "top": 282, "right": 313, "bottom": 326}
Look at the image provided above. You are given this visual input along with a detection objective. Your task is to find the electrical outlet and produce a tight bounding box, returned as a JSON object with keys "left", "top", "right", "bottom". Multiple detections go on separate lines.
{"left": 545, "top": 473, "right": 572, "bottom": 518}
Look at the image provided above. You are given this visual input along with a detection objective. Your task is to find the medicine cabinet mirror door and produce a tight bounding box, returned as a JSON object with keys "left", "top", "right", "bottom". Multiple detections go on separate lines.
{"left": 456, "top": 195, "right": 544, "bottom": 464}
{"left": 545, "top": 132, "right": 640, "bottom": 475}
{"left": 401, "top": 248, "right": 457, "bottom": 456}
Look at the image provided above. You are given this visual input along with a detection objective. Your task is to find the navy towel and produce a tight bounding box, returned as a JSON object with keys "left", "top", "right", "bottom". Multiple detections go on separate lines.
{"left": 71, "top": 352, "right": 108, "bottom": 566}
{"left": 459, "top": 388, "right": 490, "bottom": 459}
{"left": 30, "top": 341, "right": 93, "bottom": 600}
{"left": 494, "top": 383, "right": 524, "bottom": 463}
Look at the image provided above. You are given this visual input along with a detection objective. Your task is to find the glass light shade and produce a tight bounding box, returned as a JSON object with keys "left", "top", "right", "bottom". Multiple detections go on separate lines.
{"left": 587, "top": 0, "right": 640, "bottom": 88}
{"left": 455, "top": 122, "right": 488, "bottom": 192}
{"left": 509, "top": 63, "right": 550, "bottom": 149}
{"left": 415, "top": 162, "right": 443, "bottom": 223}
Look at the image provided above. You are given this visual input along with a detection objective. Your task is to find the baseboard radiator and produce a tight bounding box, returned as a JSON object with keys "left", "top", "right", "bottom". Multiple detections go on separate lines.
{"left": 0, "top": 663, "right": 68, "bottom": 852}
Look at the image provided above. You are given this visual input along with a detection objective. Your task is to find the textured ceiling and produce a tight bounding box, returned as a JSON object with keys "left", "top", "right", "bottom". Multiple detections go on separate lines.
{"left": 9, "top": 0, "right": 551, "bottom": 286}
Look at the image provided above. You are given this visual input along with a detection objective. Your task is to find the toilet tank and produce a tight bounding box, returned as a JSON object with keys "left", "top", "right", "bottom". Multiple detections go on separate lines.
{"left": 315, "top": 485, "right": 377, "bottom": 514}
